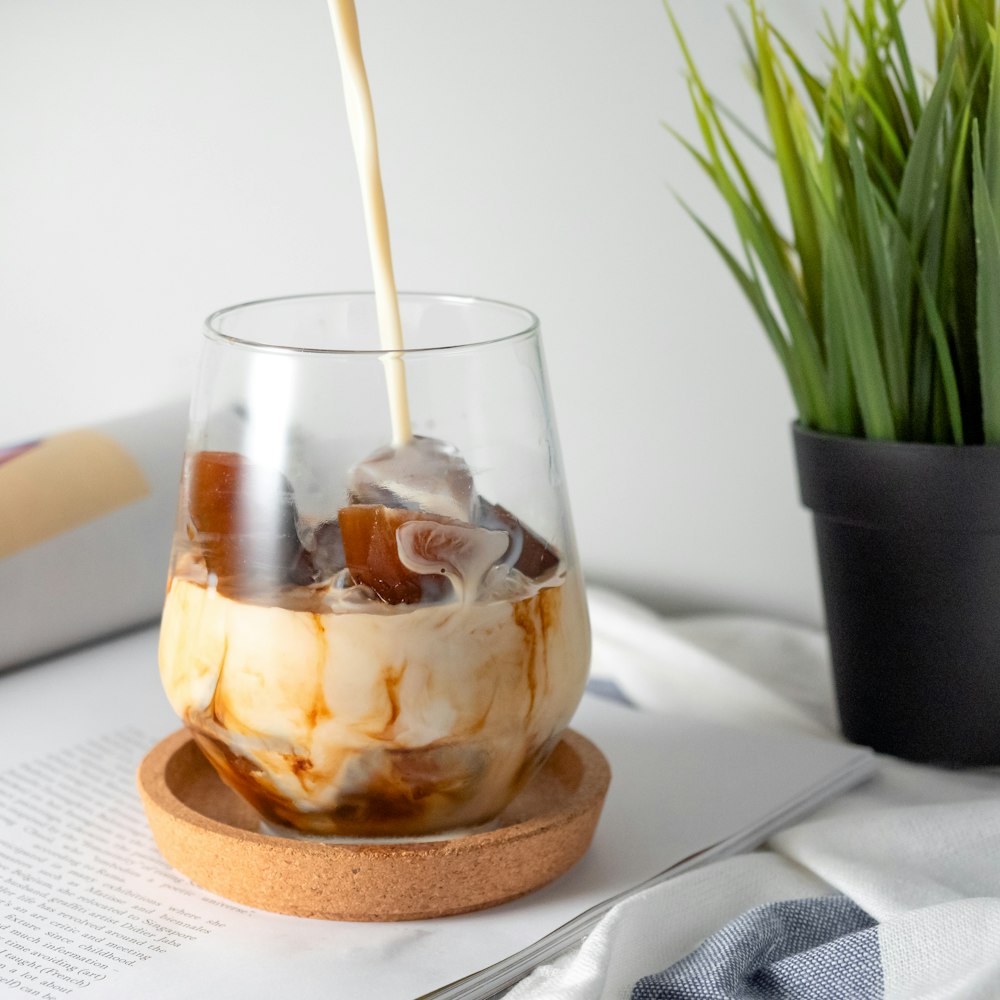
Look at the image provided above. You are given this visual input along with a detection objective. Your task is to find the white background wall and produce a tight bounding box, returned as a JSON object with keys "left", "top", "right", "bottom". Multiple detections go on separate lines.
{"left": 2, "top": 0, "right": 888, "bottom": 625}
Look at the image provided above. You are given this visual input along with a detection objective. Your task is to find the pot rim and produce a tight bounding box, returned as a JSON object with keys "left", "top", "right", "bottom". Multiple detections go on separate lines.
{"left": 792, "top": 422, "right": 1000, "bottom": 530}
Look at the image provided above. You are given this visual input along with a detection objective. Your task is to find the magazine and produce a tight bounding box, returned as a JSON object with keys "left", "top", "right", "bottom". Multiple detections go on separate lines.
{"left": 0, "top": 625, "right": 872, "bottom": 1000}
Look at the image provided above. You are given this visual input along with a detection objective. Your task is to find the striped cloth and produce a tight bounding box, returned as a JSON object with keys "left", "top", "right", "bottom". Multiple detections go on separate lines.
{"left": 504, "top": 588, "right": 1000, "bottom": 1000}
{"left": 631, "top": 896, "right": 879, "bottom": 999}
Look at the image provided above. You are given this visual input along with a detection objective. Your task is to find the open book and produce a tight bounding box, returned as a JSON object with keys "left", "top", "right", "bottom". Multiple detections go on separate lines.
{"left": 0, "top": 624, "right": 871, "bottom": 1000}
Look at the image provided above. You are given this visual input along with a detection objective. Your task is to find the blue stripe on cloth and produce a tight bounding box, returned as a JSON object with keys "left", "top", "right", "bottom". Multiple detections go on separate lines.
{"left": 631, "top": 895, "right": 882, "bottom": 1000}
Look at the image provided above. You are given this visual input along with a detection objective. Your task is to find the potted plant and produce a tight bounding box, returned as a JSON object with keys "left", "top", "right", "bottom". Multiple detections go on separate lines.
{"left": 670, "top": 0, "right": 1000, "bottom": 764}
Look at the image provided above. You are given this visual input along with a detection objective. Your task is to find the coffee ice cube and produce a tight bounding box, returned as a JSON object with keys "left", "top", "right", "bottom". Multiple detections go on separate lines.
{"left": 347, "top": 436, "right": 476, "bottom": 521}
{"left": 339, "top": 504, "right": 507, "bottom": 605}
{"left": 339, "top": 505, "right": 440, "bottom": 604}
{"left": 186, "top": 450, "right": 308, "bottom": 598}
{"left": 478, "top": 499, "right": 560, "bottom": 580}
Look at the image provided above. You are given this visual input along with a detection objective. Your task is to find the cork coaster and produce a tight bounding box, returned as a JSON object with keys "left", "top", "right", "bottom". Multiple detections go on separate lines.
{"left": 137, "top": 729, "right": 611, "bottom": 921}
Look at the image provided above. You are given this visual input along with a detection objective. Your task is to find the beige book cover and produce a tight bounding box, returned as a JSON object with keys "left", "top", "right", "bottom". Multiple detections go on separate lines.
{"left": 0, "top": 402, "right": 188, "bottom": 670}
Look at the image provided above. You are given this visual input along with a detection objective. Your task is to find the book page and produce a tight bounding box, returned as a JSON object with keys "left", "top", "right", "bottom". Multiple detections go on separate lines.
{"left": 0, "top": 627, "right": 871, "bottom": 999}
{"left": 0, "top": 729, "right": 243, "bottom": 997}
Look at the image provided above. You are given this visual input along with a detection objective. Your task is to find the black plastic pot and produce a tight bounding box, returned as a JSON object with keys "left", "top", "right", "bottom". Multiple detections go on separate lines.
{"left": 793, "top": 424, "right": 1000, "bottom": 765}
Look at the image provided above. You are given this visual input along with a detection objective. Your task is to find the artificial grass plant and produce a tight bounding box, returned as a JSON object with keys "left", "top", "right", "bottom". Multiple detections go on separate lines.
{"left": 670, "top": 0, "right": 1000, "bottom": 444}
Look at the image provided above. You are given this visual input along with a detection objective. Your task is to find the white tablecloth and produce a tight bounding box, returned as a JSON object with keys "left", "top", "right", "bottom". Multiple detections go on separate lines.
{"left": 505, "top": 587, "right": 1000, "bottom": 1000}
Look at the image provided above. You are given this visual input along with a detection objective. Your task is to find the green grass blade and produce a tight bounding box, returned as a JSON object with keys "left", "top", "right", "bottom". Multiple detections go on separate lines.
{"left": 973, "top": 125, "right": 1000, "bottom": 442}
{"left": 851, "top": 79, "right": 909, "bottom": 169}
{"left": 880, "top": 0, "right": 921, "bottom": 125}
{"left": 770, "top": 26, "right": 829, "bottom": 119}
{"left": 896, "top": 210, "right": 966, "bottom": 442}
{"left": 871, "top": 180, "right": 966, "bottom": 442}
{"left": 881, "top": 34, "right": 960, "bottom": 367}
{"left": 680, "top": 95, "right": 790, "bottom": 262}
{"left": 822, "top": 221, "right": 898, "bottom": 438}
{"left": 818, "top": 100, "right": 842, "bottom": 213}
{"left": 933, "top": 0, "right": 952, "bottom": 70}
{"left": 982, "top": 17, "right": 1000, "bottom": 207}
{"left": 682, "top": 82, "right": 797, "bottom": 273}
{"left": 698, "top": 97, "right": 787, "bottom": 247}
{"left": 752, "top": 2, "right": 825, "bottom": 333}
{"left": 711, "top": 95, "right": 776, "bottom": 159}
{"left": 910, "top": 323, "right": 936, "bottom": 440}
{"left": 665, "top": 11, "right": 792, "bottom": 261}
{"left": 850, "top": 1, "right": 911, "bottom": 145}
{"left": 727, "top": 193, "right": 832, "bottom": 424}
{"left": 934, "top": 41, "right": 984, "bottom": 434}
{"left": 727, "top": 195, "right": 832, "bottom": 423}
{"left": 957, "top": 0, "right": 992, "bottom": 118}
{"left": 846, "top": 116, "right": 909, "bottom": 422}
{"left": 931, "top": 367, "right": 952, "bottom": 442}
{"left": 665, "top": 68, "right": 833, "bottom": 424}
{"left": 728, "top": 6, "right": 761, "bottom": 91}
{"left": 916, "top": 283, "right": 965, "bottom": 443}
{"left": 820, "top": 218, "right": 863, "bottom": 435}
{"left": 896, "top": 34, "right": 959, "bottom": 238}
{"left": 675, "top": 199, "right": 819, "bottom": 420}
{"left": 940, "top": 65, "right": 979, "bottom": 290}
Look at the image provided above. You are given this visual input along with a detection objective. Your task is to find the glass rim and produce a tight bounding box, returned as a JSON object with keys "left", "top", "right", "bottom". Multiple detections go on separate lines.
{"left": 203, "top": 291, "right": 541, "bottom": 357}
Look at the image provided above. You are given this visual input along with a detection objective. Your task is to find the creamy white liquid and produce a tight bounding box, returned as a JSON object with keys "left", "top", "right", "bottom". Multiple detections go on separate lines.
{"left": 159, "top": 570, "right": 591, "bottom": 836}
{"left": 327, "top": 0, "right": 412, "bottom": 445}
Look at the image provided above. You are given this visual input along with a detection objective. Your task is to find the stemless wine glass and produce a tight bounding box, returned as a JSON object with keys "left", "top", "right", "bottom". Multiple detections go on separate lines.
{"left": 158, "top": 292, "right": 591, "bottom": 838}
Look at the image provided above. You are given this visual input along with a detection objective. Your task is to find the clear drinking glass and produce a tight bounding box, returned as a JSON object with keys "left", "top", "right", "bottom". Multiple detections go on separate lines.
{"left": 158, "top": 293, "right": 591, "bottom": 837}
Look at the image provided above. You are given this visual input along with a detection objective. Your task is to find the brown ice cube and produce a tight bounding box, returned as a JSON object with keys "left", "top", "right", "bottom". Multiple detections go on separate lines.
{"left": 478, "top": 500, "right": 560, "bottom": 579}
{"left": 339, "top": 504, "right": 507, "bottom": 605}
{"left": 339, "top": 505, "right": 443, "bottom": 605}
{"left": 186, "top": 450, "right": 308, "bottom": 598}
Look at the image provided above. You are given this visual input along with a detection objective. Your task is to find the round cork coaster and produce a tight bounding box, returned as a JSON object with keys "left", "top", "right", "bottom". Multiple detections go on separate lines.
{"left": 137, "top": 729, "right": 611, "bottom": 921}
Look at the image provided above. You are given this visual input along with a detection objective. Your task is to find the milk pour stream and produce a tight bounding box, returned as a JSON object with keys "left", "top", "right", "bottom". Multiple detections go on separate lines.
{"left": 326, "top": 0, "right": 412, "bottom": 446}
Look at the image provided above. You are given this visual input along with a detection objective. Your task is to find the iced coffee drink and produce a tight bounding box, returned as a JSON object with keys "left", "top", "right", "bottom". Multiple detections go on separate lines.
{"left": 160, "top": 428, "right": 590, "bottom": 837}
{"left": 159, "top": 4, "right": 589, "bottom": 839}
